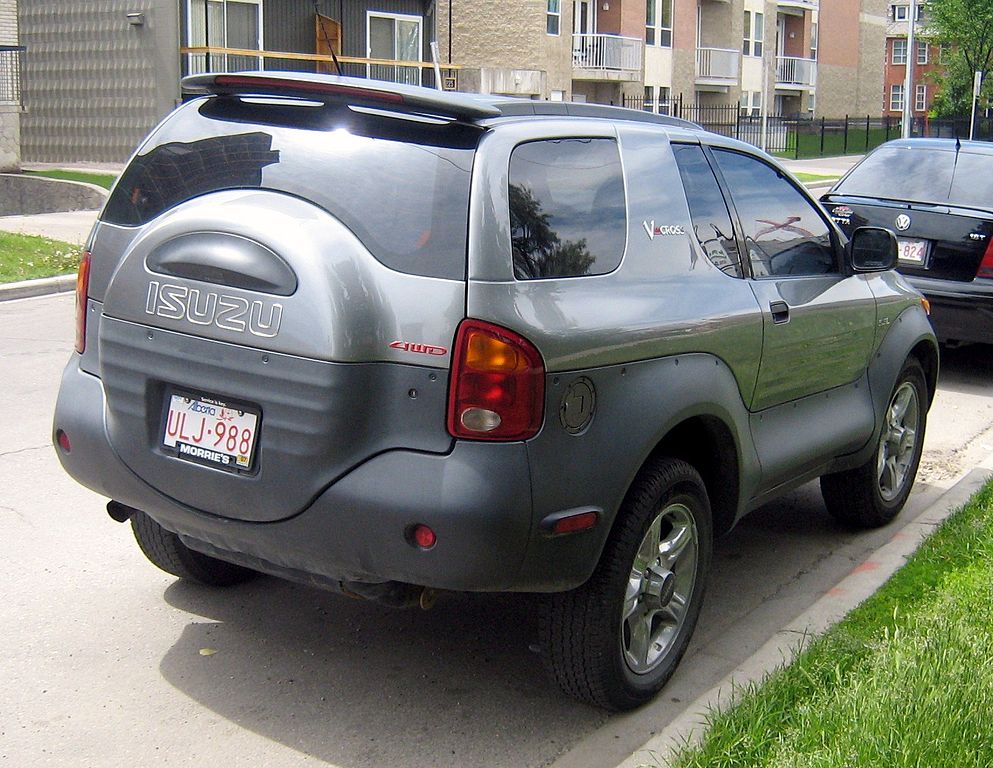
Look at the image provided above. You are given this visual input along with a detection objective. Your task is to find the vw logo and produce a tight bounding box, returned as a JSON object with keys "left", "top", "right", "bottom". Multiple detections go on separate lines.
{"left": 895, "top": 214, "right": 911, "bottom": 231}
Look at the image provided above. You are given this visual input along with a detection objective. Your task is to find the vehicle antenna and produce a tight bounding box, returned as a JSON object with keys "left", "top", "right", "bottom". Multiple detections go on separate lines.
{"left": 950, "top": 136, "right": 962, "bottom": 199}
{"left": 313, "top": 0, "right": 342, "bottom": 76}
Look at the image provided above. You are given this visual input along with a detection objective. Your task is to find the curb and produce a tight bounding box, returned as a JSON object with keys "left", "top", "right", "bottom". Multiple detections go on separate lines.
{"left": 615, "top": 460, "right": 993, "bottom": 768}
{"left": 0, "top": 273, "right": 76, "bottom": 302}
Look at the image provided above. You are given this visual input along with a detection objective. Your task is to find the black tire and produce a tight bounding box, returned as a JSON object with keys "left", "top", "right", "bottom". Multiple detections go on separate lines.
{"left": 820, "top": 358, "right": 928, "bottom": 529}
{"left": 539, "top": 458, "right": 713, "bottom": 711}
{"left": 130, "top": 511, "right": 256, "bottom": 587}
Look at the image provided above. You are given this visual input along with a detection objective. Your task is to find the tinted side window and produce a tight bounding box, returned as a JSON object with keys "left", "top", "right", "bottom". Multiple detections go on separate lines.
{"left": 509, "top": 138, "right": 626, "bottom": 280}
{"left": 713, "top": 149, "right": 836, "bottom": 277}
{"left": 671, "top": 143, "right": 742, "bottom": 277}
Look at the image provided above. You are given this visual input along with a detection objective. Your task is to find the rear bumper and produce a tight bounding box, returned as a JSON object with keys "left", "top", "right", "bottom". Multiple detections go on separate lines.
{"left": 52, "top": 357, "right": 602, "bottom": 592}
{"left": 906, "top": 275, "right": 993, "bottom": 345}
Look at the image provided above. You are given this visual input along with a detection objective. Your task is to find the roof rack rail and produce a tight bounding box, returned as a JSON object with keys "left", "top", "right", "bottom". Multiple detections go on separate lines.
{"left": 488, "top": 99, "right": 701, "bottom": 130}
{"left": 181, "top": 72, "right": 502, "bottom": 121}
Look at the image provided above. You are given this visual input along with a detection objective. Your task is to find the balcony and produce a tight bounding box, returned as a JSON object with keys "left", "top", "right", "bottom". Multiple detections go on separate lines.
{"left": 776, "top": 56, "right": 817, "bottom": 89}
{"left": 695, "top": 47, "right": 740, "bottom": 87}
{"left": 0, "top": 45, "right": 25, "bottom": 106}
{"left": 778, "top": 0, "right": 818, "bottom": 10}
{"left": 572, "top": 34, "right": 642, "bottom": 81}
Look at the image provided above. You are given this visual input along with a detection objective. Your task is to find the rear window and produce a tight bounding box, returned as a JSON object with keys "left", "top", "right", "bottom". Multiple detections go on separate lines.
{"left": 103, "top": 98, "right": 479, "bottom": 281}
{"left": 836, "top": 145, "right": 993, "bottom": 210}
{"left": 509, "top": 138, "right": 626, "bottom": 280}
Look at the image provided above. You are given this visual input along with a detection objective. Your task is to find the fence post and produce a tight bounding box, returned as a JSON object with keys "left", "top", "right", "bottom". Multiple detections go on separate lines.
{"left": 865, "top": 115, "right": 871, "bottom": 151}
{"left": 820, "top": 116, "right": 826, "bottom": 155}
{"left": 843, "top": 115, "right": 849, "bottom": 154}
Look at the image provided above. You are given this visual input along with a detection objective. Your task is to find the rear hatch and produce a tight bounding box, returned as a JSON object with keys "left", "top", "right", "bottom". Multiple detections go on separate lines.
{"left": 822, "top": 143, "right": 993, "bottom": 282}
{"left": 87, "top": 77, "right": 483, "bottom": 522}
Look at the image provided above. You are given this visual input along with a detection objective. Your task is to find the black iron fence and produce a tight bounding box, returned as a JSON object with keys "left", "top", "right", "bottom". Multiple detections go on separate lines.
{"left": 0, "top": 45, "right": 25, "bottom": 106}
{"left": 622, "top": 94, "right": 993, "bottom": 158}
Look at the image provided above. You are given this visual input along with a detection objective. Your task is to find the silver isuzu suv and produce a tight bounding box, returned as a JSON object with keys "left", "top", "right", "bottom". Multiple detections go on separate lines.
{"left": 53, "top": 73, "right": 938, "bottom": 711}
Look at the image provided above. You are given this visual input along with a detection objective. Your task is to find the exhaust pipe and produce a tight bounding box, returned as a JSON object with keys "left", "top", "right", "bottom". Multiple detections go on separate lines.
{"left": 106, "top": 500, "right": 137, "bottom": 523}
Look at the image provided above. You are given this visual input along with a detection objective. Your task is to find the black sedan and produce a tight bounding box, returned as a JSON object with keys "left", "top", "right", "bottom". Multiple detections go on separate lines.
{"left": 822, "top": 138, "right": 993, "bottom": 345}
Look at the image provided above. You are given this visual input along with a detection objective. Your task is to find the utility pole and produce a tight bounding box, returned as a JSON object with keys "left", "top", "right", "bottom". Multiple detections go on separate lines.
{"left": 901, "top": 0, "right": 918, "bottom": 138}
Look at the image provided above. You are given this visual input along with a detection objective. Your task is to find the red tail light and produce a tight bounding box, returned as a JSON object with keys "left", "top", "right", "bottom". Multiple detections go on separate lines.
{"left": 74, "top": 251, "right": 91, "bottom": 354}
{"left": 447, "top": 319, "right": 545, "bottom": 441}
{"left": 978, "top": 238, "right": 993, "bottom": 279}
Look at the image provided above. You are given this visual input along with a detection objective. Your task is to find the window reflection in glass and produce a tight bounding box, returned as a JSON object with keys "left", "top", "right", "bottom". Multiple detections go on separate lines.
{"left": 713, "top": 149, "right": 836, "bottom": 277}
{"left": 509, "top": 138, "right": 626, "bottom": 280}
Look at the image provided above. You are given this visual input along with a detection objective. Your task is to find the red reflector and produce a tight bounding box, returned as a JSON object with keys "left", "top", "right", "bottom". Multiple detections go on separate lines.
{"left": 552, "top": 511, "right": 598, "bottom": 535}
{"left": 212, "top": 75, "right": 406, "bottom": 105}
{"left": 447, "top": 319, "right": 545, "bottom": 442}
{"left": 74, "top": 251, "right": 92, "bottom": 355}
{"left": 978, "top": 238, "right": 993, "bottom": 279}
{"left": 56, "top": 429, "right": 71, "bottom": 453}
{"left": 412, "top": 524, "right": 437, "bottom": 549}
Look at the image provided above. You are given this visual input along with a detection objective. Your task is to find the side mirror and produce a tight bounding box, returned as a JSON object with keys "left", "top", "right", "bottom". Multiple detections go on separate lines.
{"left": 848, "top": 226, "right": 897, "bottom": 272}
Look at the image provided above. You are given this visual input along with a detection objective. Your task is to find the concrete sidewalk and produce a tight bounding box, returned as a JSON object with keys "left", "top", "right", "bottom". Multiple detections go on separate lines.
{"left": 0, "top": 209, "right": 99, "bottom": 245}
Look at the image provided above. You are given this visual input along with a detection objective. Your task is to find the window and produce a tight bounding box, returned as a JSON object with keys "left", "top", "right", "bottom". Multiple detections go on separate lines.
{"left": 893, "top": 4, "right": 908, "bottom": 21}
{"left": 917, "top": 41, "right": 928, "bottom": 64}
{"left": 186, "top": 0, "right": 263, "bottom": 75}
{"left": 890, "top": 83, "right": 905, "bottom": 112}
{"left": 712, "top": 149, "right": 836, "bottom": 277}
{"left": 743, "top": 11, "right": 764, "bottom": 57}
{"left": 547, "top": 0, "right": 561, "bottom": 36}
{"left": 646, "top": 0, "right": 673, "bottom": 47}
{"left": 892, "top": 39, "right": 907, "bottom": 65}
{"left": 916, "top": 83, "right": 927, "bottom": 111}
{"left": 672, "top": 144, "right": 741, "bottom": 277}
{"left": 739, "top": 91, "right": 760, "bottom": 117}
{"left": 509, "top": 139, "right": 626, "bottom": 280}
{"left": 810, "top": 23, "right": 817, "bottom": 60}
{"left": 367, "top": 12, "right": 423, "bottom": 85}
{"left": 939, "top": 43, "right": 951, "bottom": 64}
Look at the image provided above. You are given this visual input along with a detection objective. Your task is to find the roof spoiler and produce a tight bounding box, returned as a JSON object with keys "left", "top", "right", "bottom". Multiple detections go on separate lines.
{"left": 181, "top": 72, "right": 502, "bottom": 121}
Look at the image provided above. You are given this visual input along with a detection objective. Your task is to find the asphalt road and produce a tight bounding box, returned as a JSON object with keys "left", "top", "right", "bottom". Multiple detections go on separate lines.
{"left": 3, "top": 294, "right": 993, "bottom": 768}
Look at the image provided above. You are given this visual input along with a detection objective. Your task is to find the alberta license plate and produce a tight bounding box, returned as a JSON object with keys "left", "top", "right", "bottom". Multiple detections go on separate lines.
{"left": 897, "top": 238, "right": 927, "bottom": 265}
{"left": 162, "top": 391, "right": 260, "bottom": 471}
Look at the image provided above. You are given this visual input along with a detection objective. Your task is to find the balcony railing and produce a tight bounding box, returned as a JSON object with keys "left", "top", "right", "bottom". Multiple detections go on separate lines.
{"left": 180, "top": 46, "right": 462, "bottom": 90}
{"left": 0, "top": 45, "right": 25, "bottom": 105}
{"left": 696, "top": 47, "right": 740, "bottom": 83}
{"left": 777, "top": 0, "right": 818, "bottom": 10}
{"left": 776, "top": 56, "right": 817, "bottom": 88}
{"left": 572, "top": 34, "right": 642, "bottom": 74}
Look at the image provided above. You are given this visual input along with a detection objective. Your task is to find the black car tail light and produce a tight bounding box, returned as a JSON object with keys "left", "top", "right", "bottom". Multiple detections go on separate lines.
{"left": 978, "top": 239, "right": 993, "bottom": 279}
{"left": 447, "top": 319, "right": 545, "bottom": 442}
{"left": 74, "top": 251, "right": 92, "bottom": 354}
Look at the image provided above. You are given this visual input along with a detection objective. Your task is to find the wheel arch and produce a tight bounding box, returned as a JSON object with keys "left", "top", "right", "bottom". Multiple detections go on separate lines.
{"left": 642, "top": 415, "right": 740, "bottom": 537}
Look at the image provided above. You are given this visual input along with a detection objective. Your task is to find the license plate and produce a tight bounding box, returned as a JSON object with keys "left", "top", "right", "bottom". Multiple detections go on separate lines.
{"left": 162, "top": 391, "right": 260, "bottom": 471}
{"left": 897, "top": 238, "right": 927, "bottom": 266}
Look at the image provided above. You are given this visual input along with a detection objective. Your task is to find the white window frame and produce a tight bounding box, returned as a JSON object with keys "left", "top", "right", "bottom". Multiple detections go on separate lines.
{"left": 743, "top": 11, "right": 764, "bottom": 58}
{"left": 185, "top": 0, "right": 264, "bottom": 74}
{"left": 547, "top": 0, "right": 561, "bottom": 36}
{"left": 366, "top": 11, "right": 423, "bottom": 85}
{"left": 646, "top": 0, "right": 673, "bottom": 48}
{"left": 915, "top": 83, "right": 927, "bottom": 111}
{"left": 892, "top": 38, "right": 907, "bottom": 65}
{"left": 893, "top": 4, "right": 908, "bottom": 21}
{"left": 810, "top": 22, "right": 817, "bottom": 60}
{"left": 917, "top": 40, "right": 928, "bottom": 65}
{"left": 890, "top": 83, "right": 905, "bottom": 112}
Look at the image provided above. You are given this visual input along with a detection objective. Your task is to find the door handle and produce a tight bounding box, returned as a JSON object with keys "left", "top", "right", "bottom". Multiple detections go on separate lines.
{"left": 770, "top": 301, "right": 790, "bottom": 324}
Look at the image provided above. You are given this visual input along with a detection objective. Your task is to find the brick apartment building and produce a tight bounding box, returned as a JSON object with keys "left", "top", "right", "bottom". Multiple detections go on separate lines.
{"left": 17, "top": 0, "right": 888, "bottom": 163}
{"left": 883, "top": 1, "right": 944, "bottom": 118}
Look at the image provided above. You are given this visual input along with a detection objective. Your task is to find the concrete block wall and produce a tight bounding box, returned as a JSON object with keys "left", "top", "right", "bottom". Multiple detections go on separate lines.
{"left": 19, "top": 0, "right": 180, "bottom": 164}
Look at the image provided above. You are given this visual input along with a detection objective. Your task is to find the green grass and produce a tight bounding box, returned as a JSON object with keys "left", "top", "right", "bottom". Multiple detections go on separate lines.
{"left": 23, "top": 169, "right": 117, "bottom": 190}
{"left": 794, "top": 127, "right": 894, "bottom": 159}
{"left": 0, "top": 232, "right": 82, "bottom": 283}
{"left": 664, "top": 479, "right": 993, "bottom": 768}
{"left": 794, "top": 172, "right": 839, "bottom": 183}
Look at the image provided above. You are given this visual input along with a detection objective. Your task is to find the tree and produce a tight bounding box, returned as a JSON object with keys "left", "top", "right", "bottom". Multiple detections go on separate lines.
{"left": 509, "top": 184, "right": 595, "bottom": 279}
{"left": 926, "top": 0, "right": 993, "bottom": 116}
